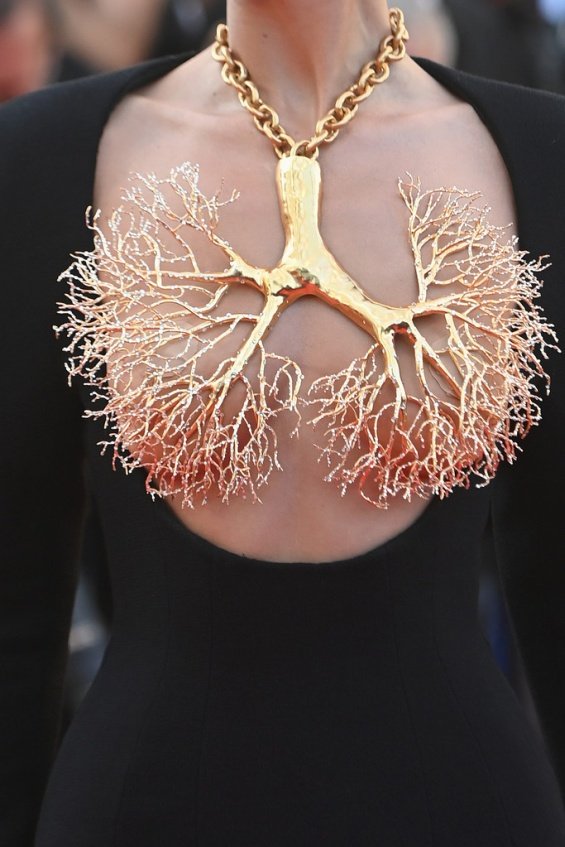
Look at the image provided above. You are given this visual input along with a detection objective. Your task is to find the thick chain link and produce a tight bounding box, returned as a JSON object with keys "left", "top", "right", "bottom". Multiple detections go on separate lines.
{"left": 211, "top": 8, "right": 409, "bottom": 159}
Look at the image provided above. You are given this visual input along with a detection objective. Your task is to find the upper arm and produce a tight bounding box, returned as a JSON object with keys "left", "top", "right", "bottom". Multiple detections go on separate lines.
{"left": 0, "top": 87, "right": 88, "bottom": 845}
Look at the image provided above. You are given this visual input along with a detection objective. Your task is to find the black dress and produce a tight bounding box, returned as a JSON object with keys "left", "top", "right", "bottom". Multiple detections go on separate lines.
{"left": 1, "top": 53, "right": 565, "bottom": 847}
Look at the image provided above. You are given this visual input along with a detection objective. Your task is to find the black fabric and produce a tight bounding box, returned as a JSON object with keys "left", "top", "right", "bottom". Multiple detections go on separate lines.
{"left": 1, "top": 53, "right": 565, "bottom": 846}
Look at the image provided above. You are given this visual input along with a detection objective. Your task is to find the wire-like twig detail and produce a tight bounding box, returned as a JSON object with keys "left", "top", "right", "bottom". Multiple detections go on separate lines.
{"left": 306, "top": 176, "right": 559, "bottom": 505}
{"left": 55, "top": 163, "right": 303, "bottom": 506}
{"left": 54, "top": 159, "right": 559, "bottom": 509}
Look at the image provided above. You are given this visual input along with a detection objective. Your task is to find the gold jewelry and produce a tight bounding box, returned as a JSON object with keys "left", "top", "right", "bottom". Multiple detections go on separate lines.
{"left": 55, "top": 10, "right": 559, "bottom": 510}
{"left": 211, "top": 9, "right": 409, "bottom": 159}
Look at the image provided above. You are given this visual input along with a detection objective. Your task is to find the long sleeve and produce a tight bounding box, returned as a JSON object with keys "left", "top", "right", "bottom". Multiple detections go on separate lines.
{"left": 414, "top": 57, "right": 565, "bottom": 805}
{"left": 483, "top": 84, "right": 565, "bottom": 801}
{"left": 0, "top": 92, "right": 87, "bottom": 845}
{"left": 0, "top": 55, "right": 188, "bottom": 845}
{"left": 490, "top": 122, "right": 565, "bottom": 804}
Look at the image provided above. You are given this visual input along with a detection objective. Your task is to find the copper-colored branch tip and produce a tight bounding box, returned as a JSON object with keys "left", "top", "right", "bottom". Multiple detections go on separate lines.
{"left": 55, "top": 161, "right": 559, "bottom": 509}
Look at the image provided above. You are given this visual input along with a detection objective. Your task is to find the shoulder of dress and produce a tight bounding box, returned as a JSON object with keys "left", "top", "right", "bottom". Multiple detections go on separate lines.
{"left": 0, "top": 52, "right": 192, "bottom": 166}
{"left": 416, "top": 60, "right": 565, "bottom": 261}
{"left": 414, "top": 56, "right": 565, "bottom": 150}
{"left": 0, "top": 53, "right": 192, "bottom": 227}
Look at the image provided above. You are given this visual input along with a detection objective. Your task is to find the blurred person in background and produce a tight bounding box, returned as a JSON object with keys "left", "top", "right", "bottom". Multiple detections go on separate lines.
{"left": 401, "top": 0, "right": 458, "bottom": 64}
{"left": 0, "top": 0, "right": 226, "bottom": 103}
{"left": 0, "top": 0, "right": 56, "bottom": 100}
{"left": 150, "top": 0, "right": 225, "bottom": 58}
{"left": 445, "top": 0, "right": 565, "bottom": 90}
{"left": 540, "top": 0, "right": 565, "bottom": 19}
{"left": 53, "top": 0, "right": 170, "bottom": 71}
{"left": 54, "top": 0, "right": 225, "bottom": 76}
{"left": 539, "top": 0, "right": 565, "bottom": 82}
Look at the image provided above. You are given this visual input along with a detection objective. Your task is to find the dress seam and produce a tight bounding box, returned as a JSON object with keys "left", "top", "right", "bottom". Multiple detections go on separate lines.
{"left": 431, "top": 564, "right": 517, "bottom": 847}
{"left": 386, "top": 556, "right": 435, "bottom": 846}
{"left": 194, "top": 558, "right": 216, "bottom": 847}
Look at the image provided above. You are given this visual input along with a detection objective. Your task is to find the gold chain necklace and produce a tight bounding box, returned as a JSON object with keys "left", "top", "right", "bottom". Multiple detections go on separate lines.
{"left": 211, "top": 8, "right": 409, "bottom": 159}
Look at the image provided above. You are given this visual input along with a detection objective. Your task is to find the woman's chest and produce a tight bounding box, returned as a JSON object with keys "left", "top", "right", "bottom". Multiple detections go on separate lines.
{"left": 61, "top": 95, "right": 553, "bottom": 560}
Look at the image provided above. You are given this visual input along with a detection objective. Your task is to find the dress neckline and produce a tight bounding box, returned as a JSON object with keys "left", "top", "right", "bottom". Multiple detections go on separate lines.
{"left": 80, "top": 51, "right": 516, "bottom": 567}
{"left": 150, "top": 475, "right": 445, "bottom": 568}
{"left": 83, "top": 50, "right": 526, "bottom": 249}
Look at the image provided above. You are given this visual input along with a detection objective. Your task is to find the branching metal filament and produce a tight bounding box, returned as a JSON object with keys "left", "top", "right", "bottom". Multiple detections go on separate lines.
{"left": 54, "top": 157, "right": 559, "bottom": 508}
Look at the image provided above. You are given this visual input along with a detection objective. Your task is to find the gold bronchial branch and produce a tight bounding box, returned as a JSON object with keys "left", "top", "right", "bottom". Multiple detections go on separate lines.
{"left": 306, "top": 175, "right": 558, "bottom": 505}
{"left": 55, "top": 156, "right": 559, "bottom": 508}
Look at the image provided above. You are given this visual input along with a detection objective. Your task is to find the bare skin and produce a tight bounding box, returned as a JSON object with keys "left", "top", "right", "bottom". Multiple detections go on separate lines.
{"left": 94, "top": 0, "right": 517, "bottom": 562}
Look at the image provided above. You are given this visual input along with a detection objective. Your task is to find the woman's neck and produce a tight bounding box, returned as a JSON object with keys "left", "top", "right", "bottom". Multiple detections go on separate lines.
{"left": 226, "top": 0, "right": 397, "bottom": 135}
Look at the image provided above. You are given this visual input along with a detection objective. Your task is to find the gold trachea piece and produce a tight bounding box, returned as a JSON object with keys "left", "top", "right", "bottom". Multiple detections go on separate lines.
{"left": 55, "top": 156, "right": 559, "bottom": 508}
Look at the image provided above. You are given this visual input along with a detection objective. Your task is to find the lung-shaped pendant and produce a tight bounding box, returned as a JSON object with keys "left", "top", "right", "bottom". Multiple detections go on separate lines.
{"left": 55, "top": 155, "right": 560, "bottom": 507}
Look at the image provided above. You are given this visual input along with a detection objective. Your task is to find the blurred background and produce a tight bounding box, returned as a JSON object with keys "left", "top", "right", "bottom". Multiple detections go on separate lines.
{"left": 1, "top": 0, "right": 564, "bottom": 101}
{"left": 2, "top": 0, "right": 563, "bottom": 733}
